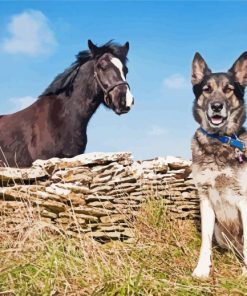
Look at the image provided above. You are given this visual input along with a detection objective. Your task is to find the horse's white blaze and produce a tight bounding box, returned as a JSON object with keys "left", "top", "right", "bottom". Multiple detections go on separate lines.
{"left": 126, "top": 88, "right": 133, "bottom": 107}
{"left": 111, "top": 57, "right": 134, "bottom": 108}
{"left": 111, "top": 57, "right": 125, "bottom": 80}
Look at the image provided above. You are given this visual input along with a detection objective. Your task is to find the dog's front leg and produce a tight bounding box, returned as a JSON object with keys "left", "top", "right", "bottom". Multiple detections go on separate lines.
{"left": 238, "top": 200, "right": 247, "bottom": 276}
{"left": 192, "top": 197, "right": 215, "bottom": 279}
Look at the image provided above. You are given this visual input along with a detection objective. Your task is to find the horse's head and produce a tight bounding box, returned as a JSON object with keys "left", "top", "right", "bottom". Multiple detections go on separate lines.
{"left": 88, "top": 40, "right": 134, "bottom": 115}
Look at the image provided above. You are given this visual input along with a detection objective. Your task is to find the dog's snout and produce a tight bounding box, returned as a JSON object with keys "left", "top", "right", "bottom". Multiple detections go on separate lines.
{"left": 211, "top": 102, "right": 224, "bottom": 113}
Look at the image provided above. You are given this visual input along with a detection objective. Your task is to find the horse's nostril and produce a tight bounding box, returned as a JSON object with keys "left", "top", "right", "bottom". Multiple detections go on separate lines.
{"left": 132, "top": 98, "right": 134, "bottom": 105}
{"left": 211, "top": 102, "right": 223, "bottom": 112}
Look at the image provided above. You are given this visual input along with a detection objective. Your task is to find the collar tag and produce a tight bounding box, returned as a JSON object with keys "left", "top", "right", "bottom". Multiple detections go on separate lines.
{"left": 235, "top": 148, "right": 246, "bottom": 163}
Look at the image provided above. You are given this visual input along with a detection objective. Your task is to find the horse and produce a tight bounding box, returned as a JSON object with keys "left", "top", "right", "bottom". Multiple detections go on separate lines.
{"left": 0, "top": 40, "right": 134, "bottom": 168}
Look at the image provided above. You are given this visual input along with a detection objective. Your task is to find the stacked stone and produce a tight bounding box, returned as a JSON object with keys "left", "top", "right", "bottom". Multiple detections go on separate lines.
{"left": 132, "top": 156, "right": 199, "bottom": 220}
{"left": 0, "top": 152, "right": 199, "bottom": 242}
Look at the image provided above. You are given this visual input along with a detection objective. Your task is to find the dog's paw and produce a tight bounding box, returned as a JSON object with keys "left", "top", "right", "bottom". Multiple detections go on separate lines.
{"left": 192, "top": 265, "right": 210, "bottom": 280}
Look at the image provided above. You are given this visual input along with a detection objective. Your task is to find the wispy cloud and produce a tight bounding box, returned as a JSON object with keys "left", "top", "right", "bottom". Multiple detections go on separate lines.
{"left": 163, "top": 73, "right": 190, "bottom": 90}
{"left": 2, "top": 10, "right": 57, "bottom": 56}
{"left": 9, "top": 96, "right": 37, "bottom": 112}
{"left": 148, "top": 125, "right": 167, "bottom": 136}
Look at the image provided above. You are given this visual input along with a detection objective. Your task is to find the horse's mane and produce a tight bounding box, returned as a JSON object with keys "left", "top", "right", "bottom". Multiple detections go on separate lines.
{"left": 42, "top": 41, "right": 128, "bottom": 97}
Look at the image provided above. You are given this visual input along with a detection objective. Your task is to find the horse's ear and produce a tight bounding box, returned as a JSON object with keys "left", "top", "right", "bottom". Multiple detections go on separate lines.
{"left": 121, "top": 41, "right": 129, "bottom": 57}
{"left": 192, "top": 52, "right": 211, "bottom": 86}
{"left": 88, "top": 40, "right": 100, "bottom": 57}
{"left": 228, "top": 52, "right": 247, "bottom": 87}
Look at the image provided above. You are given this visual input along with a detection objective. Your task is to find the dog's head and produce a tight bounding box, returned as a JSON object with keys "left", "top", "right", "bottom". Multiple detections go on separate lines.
{"left": 192, "top": 52, "right": 247, "bottom": 134}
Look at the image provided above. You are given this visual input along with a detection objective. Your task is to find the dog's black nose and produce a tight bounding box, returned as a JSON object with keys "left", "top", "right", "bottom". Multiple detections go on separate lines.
{"left": 211, "top": 102, "right": 223, "bottom": 113}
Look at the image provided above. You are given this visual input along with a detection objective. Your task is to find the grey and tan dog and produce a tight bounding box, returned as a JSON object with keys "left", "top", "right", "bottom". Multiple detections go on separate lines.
{"left": 191, "top": 52, "right": 247, "bottom": 279}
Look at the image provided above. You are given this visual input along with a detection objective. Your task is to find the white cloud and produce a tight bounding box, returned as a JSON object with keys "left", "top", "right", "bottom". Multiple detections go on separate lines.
{"left": 148, "top": 125, "right": 166, "bottom": 136}
{"left": 2, "top": 10, "right": 57, "bottom": 56}
{"left": 163, "top": 74, "right": 190, "bottom": 90}
{"left": 10, "top": 96, "right": 37, "bottom": 112}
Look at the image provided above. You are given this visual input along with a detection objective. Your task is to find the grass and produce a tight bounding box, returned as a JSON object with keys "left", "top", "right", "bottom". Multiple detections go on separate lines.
{"left": 0, "top": 197, "right": 247, "bottom": 295}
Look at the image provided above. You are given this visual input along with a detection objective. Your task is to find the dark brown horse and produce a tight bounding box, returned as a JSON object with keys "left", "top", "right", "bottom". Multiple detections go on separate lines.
{"left": 0, "top": 40, "right": 134, "bottom": 167}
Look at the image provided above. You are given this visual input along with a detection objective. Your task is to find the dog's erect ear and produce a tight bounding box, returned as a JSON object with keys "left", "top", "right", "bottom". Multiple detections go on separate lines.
{"left": 192, "top": 52, "right": 211, "bottom": 86}
{"left": 228, "top": 52, "right": 247, "bottom": 87}
{"left": 121, "top": 41, "right": 129, "bottom": 57}
{"left": 88, "top": 40, "right": 100, "bottom": 57}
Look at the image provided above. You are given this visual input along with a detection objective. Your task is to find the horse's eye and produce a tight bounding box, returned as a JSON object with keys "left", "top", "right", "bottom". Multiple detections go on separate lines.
{"left": 203, "top": 85, "right": 212, "bottom": 94}
{"left": 98, "top": 64, "right": 106, "bottom": 71}
{"left": 97, "top": 59, "right": 108, "bottom": 70}
{"left": 224, "top": 84, "right": 234, "bottom": 94}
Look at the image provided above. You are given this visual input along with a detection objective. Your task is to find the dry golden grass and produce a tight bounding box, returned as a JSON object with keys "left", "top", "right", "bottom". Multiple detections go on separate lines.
{"left": 0, "top": 197, "right": 247, "bottom": 295}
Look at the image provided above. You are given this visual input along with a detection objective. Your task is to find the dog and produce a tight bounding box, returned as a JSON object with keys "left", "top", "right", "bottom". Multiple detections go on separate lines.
{"left": 191, "top": 51, "right": 247, "bottom": 279}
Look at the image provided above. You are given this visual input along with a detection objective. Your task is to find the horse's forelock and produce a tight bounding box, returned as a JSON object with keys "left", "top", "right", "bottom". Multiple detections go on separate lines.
{"left": 77, "top": 41, "right": 128, "bottom": 66}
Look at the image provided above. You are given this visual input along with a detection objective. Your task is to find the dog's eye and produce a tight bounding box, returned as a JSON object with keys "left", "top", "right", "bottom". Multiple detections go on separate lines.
{"left": 203, "top": 85, "right": 212, "bottom": 94}
{"left": 224, "top": 85, "right": 234, "bottom": 94}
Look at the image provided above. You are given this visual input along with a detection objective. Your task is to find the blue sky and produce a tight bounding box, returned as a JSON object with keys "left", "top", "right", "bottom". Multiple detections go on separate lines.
{"left": 0, "top": 1, "right": 247, "bottom": 160}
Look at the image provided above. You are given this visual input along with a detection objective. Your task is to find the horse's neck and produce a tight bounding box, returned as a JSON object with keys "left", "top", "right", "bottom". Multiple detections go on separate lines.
{"left": 62, "top": 61, "right": 102, "bottom": 130}
{"left": 36, "top": 61, "right": 102, "bottom": 146}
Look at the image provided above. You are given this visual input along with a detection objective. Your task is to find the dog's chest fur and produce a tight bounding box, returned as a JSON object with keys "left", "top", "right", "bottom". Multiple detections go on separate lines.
{"left": 192, "top": 131, "right": 247, "bottom": 241}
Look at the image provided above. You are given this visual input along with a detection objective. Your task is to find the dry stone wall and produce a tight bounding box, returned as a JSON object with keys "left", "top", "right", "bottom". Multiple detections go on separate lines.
{"left": 0, "top": 152, "right": 199, "bottom": 242}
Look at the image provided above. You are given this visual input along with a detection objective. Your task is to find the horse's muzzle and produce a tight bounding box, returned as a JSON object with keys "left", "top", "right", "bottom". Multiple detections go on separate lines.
{"left": 115, "top": 106, "right": 131, "bottom": 115}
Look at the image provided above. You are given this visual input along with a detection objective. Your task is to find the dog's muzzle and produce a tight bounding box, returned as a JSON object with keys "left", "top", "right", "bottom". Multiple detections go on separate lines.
{"left": 207, "top": 101, "right": 228, "bottom": 126}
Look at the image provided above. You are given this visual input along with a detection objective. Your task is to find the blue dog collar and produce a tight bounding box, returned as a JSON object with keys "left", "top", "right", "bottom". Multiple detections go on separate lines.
{"left": 199, "top": 127, "right": 245, "bottom": 151}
